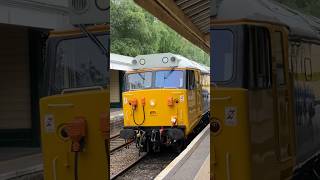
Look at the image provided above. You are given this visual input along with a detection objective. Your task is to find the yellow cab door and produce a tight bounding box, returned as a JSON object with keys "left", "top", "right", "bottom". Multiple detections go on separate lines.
{"left": 195, "top": 70, "right": 203, "bottom": 117}
{"left": 40, "top": 27, "right": 109, "bottom": 180}
{"left": 187, "top": 69, "right": 198, "bottom": 128}
{"left": 270, "top": 26, "right": 294, "bottom": 178}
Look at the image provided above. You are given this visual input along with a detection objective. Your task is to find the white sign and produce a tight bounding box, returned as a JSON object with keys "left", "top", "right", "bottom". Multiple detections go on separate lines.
{"left": 225, "top": 107, "right": 237, "bottom": 126}
{"left": 44, "top": 114, "right": 55, "bottom": 133}
{"left": 180, "top": 95, "right": 184, "bottom": 102}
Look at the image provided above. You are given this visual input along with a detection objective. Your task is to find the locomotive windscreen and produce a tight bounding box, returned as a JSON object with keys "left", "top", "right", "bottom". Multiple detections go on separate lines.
{"left": 126, "top": 70, "right": 186, "bottom": 90}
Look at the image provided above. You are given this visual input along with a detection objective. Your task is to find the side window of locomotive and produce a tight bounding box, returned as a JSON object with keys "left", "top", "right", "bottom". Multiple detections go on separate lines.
{"left": 187, "top": 70, "right": 196, "bottom": 90}
{"left": 249, "top": 26, "right": 272, "bottom": 89}
{"left": 273, "top": 32, "right": 286, "bottom": 86}
{"left": 53, "top": 35, "right": 107, "bottom": 94}
{"left": 212, "top": 30, "right": 234, "bottom": 82}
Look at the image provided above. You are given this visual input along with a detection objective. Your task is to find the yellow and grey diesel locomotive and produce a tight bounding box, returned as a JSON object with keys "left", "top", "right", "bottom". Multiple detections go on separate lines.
{"left": 120, "top": 53, "right": 209, "bottom": 152}
{"left": 211, "top": 0, "right": 320, "bottom": 179}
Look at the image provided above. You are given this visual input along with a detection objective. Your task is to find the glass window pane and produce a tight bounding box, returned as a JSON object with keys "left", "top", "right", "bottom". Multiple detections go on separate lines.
{"left": 127, "top": 72, "right": 152, "bottom": 90}
{"left": 273, "top": 32, "right": 285, "bottom": 85}
{"left": 212, "top": 30, "right": 234, "bottom": 82}
{"left": 54, "top": 35, "right": 107, "bottom": 91}
{"left": 155, "top": 70, "right": 184, "bottom": 88}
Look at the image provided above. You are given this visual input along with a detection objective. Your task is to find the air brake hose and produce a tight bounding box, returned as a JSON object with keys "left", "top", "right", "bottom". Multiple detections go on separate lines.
{"left": 132, "top": 106, "right": 146, "bottom": 126}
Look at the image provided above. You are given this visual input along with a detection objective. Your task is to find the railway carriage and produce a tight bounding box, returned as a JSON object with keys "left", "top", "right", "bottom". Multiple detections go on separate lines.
{"left": 120, "top": 53, "right": 210, "bottom": 153}
{"left": 211, "top": 0, "right": 320, "bottom": 179}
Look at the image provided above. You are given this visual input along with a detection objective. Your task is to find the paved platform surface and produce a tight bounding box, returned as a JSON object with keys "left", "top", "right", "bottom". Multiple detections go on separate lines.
{"left": 0, "top": 153, "right": 42, "bottom": 180}
{"left": 156, "top": 125, "right": 210, "bottom": 180}
{"left": 171, "top": 133, "right": 209, "bottom": 179}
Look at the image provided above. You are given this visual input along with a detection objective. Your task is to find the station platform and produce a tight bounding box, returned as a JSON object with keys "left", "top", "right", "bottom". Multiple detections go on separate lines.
{"left": 155, "top": 124, "right": 210, "bottom": 180}
{"left": 0, "top": 150, "right": 42, "bottom": 180}
{"left": 110, "top": 108, "right": 124, "bottom": 136}
{"left": 0, "top": 109, "right": 124, "bottom": 180}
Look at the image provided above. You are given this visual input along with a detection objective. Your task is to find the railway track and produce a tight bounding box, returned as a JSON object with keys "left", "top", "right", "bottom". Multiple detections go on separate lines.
{"left": 110, "top": 134, "right": 134, "bottom": 153}
{"left": 111, "top": 152, "right": 148, "bottom": 180}
{"left": 113, "top": 151, "right": 177, "bottom": 180}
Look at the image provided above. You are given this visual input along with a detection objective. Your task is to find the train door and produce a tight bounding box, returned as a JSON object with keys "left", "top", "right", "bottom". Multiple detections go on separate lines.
{"left": 271, "top": 27, "right": 294, "bottom": 176}
{"left": 195, "top": 70, "right": 202, "bottom": 116}
{"left": 40, "top": 29, "right": 109, "bottom": 180}
{"left": 187, "top": 70, "right": 197, "bottom": 126}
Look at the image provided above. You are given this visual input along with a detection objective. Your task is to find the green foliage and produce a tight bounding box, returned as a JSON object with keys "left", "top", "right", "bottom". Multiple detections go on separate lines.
{"left": 110, "top": 0, "right": 209, "bottom": 66}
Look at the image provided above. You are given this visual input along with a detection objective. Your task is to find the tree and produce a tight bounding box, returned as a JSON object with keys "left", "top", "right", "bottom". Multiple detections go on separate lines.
{"left": 110, "top": 0, "right": 209, "bottom": 66}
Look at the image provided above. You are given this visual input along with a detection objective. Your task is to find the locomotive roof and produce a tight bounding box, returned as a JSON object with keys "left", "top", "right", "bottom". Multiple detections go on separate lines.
{"left": 212, "top": 0, "right": 320, "bottom": 42}
{"left": 133, "top": 53, "right": 209, "bottom": 74}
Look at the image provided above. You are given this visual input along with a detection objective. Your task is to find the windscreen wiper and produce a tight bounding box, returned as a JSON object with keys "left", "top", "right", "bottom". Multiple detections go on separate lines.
{"left": 79, "top": 24, "right": 108, "bottom": 56}
{"left": 164, "top": 67, "right": 175, "bottom": 79}
{"left": 138, "top": 72, "right": 145, "bottom": 80}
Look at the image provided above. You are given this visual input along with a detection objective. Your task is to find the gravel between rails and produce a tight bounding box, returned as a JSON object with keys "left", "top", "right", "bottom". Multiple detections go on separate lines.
{"left": 114, "top": 149, "right": 179, "bottom": 180}
{"left": 110, "top": 143, "right": 142, "bottom": 177}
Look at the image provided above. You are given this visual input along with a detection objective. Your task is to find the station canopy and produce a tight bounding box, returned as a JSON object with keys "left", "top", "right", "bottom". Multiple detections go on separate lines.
{"left": 212, "top": 0, "right": 320, "bottom": 43}
{"left": 134, "top": 0, "right": 210, "bottom": 53}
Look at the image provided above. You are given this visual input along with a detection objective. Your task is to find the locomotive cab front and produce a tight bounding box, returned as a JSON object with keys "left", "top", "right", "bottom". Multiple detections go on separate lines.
{"left": 120, "top": 53, "right": 208, "bottom": 152}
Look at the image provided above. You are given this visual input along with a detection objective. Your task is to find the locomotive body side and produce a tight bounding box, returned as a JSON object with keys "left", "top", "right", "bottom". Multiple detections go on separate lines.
{"left": 211, "top": 19, "right": 320, "bottom": 179}
{"left": 290, "top": 41, "right": 320, "bottom": 176}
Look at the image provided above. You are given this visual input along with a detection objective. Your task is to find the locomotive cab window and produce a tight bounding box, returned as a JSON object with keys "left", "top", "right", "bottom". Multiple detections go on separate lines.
{"left": 155, "top": 70, "right": 184, "bottom": 88}
{"left": 248, "top": 26, "right": 272, "bottom": 89}
{"left": 273, "top": 31, "right": 286, "bottom": 86}
{"left": 212, "top": 29, "right": 234, "bottom": 82}
{"left": 125, "top": 69, "right": 186, "bottom": 91}
{"left": 187, "top": 70, "right": 196, "bottom": 90}
{"left": 127, "top": 71, "right": 152, "bottom": 90}
{"left": 50, "top": 35, "right": 108, "bottom": 95}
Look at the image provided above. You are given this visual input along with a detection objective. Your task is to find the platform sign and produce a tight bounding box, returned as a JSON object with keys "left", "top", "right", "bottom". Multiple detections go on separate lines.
{"left": 68, "top": 0, "right": 109, "bottom": 25}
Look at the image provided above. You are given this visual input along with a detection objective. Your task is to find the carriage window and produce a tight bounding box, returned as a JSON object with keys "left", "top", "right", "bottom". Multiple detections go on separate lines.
{"left": 53, "top": 35, "right": 107, "bottom": 93}
{"left": 155, "top": 70, "right": 184, "bottom": 88}
{"left": 187, "top": 70, "right": 196, "bottom": 90}
{"left": 212, "top": 30, "right": 234, "bottom": 82}
{"left": 273, "top": 32, "right": 285, "bottom": 85}
{"left": 249, "top": 26, "right": 272, "bottom": 89}
{"left": 127, "top": 72, "right": 152, "bottom": 90}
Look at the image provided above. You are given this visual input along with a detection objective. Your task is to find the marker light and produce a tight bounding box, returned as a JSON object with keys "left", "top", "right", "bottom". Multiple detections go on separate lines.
{"left": 132, "top": 59, "right": 137, "bottom": 65}
{"left": 95, "top": 0, "right": 109, "bottom": 10}
{"left": 150, "top": 99, "right": 156, "bottom": 107}
{"left": 171, "top": 56, "right": 176, "bottom": 62}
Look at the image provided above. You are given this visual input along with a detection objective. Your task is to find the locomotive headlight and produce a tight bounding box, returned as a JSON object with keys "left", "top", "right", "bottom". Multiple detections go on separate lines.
{"left": 139, "top": 59, "right": 146, "bottom": 65}
{"left": 162, "top": 57, "right": 169, "bottom": 64}
{"left": 150, "top": 99, "right": 156, "bottom": 107}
